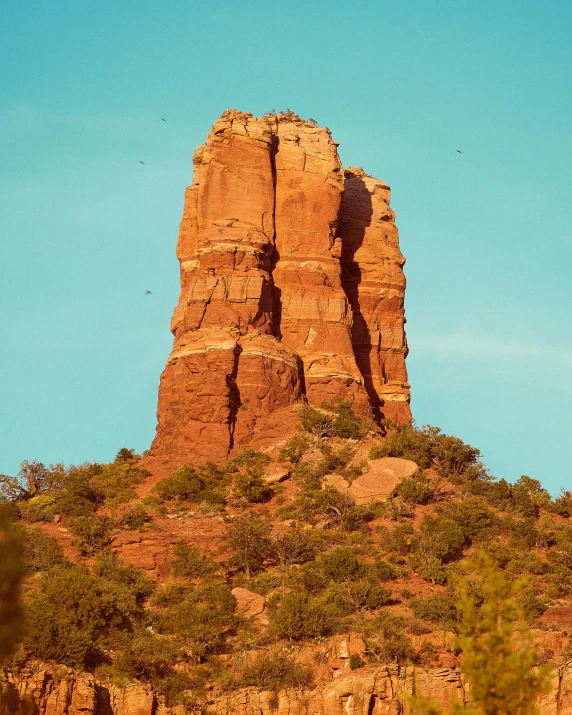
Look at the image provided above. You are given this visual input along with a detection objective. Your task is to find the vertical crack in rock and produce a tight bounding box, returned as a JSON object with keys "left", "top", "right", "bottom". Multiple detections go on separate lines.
{"left": 152, "top": 111, "right": 411, "bottom": 464}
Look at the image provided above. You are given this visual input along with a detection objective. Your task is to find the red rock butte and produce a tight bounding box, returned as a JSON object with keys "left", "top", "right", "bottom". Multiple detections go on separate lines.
{"left": 152, "top": 110, "right": 411, "bottom": 463}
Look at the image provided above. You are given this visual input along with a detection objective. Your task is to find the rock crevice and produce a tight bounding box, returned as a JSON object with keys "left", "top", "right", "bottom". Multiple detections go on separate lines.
{"left": 152, "top": 110, "right": 411, "bottom": 463}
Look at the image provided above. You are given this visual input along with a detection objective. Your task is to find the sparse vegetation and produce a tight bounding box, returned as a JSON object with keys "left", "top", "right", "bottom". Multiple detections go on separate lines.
{"left": 2, "top": 416, "right": 570, "bottom": 710}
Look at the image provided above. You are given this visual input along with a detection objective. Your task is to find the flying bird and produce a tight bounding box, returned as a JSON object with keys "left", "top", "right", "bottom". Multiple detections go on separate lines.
{"left": 161, "top": 118, "right": 167, "bottom": 122}
{"left": 139, "top": 160, "right": 145, "bottom": 164}
{"left": 456, "top": 150, "right": 462, "bottom": 154}
{"left": 145, "top": 290, "right": 152, "bottom": 295}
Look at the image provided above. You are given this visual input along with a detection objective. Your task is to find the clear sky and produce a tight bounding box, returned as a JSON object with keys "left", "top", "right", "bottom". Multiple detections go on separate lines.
{"left": 1, "top": 0, "right": 571, "bottom": 494}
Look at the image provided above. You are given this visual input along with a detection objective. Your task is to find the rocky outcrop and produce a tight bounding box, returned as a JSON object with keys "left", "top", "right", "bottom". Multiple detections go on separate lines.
{"left": 152, "top": 110, "right": 411, "bottom": 464}
{"left": 340, "top": 167, "right": 411, "bottom": 423}
{"left": 5, "top": 660, "right": 572, "bottom": 715}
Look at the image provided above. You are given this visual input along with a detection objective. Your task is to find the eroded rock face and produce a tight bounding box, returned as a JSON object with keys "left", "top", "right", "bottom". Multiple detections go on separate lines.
{"left": 152, "top": 111, "right": 411, "bottom": 463}
{"left": 6, "top": 660, "right": 572, "bottom": 715}
{"left": 340, "top": 167, "right": 411, "bottom": 423}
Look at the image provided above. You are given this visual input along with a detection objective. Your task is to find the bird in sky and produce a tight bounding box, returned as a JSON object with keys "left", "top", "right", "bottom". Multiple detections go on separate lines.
{"left": 161, "top": 118, "right": 167, "bottom": 122}
{"left": 456, "top": 149, "right": 463, "bottom": 154}
{"left": 139, "top": 160, "right": 145, "bottom": 164}
{"left": 145, "top": 290, "right": 152, "bottom": 295}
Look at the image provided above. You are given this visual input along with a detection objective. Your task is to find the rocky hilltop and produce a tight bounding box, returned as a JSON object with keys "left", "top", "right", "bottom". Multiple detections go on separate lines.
{"left": 151, "top": 110, "right": 410, "bottom": 464}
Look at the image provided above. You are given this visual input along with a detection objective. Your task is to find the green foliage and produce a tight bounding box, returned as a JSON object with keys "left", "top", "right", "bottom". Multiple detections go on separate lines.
{"left": 395, "top": 473, "right": 433, "bottom": 505}
{"left": 370, "top": 425, "right": 486, "bottom": 483}
{"left": 248, "top": 571, "right": 281, "bottom": 596}
{"left": 171, "top": 540, "right": 217, "bottom": 580}
{"left": 368, "top": 612, "right": 414, "bottom": 663}
{"left": 238, "top": 652, "right": 312, "bottom": 690}
{"left": 328, "top": 399, "right": 368, "bottom": 439}
{"left": 117, "top": 502, "right": 152, "bottom": 530}
{"left": 297, "top": 400, "right": 367, "bottom": 440}
{"left": 278, "top": 435, "right": 309, "bottom": 465}
{"left": 269, "top": 591, "right": 338, "bottom": 640}
{"left": 69, "top": 513, "right": 114, "bottom": 555}
{"left": 317, "top": 546, "right": 363, "bottom": 582}
{"left": 158, "top": 581, "right": 236, "bottom": 660}
{"left": 154, "top": 464, "right": 227, "bottom": 507}
{"left": 92, "top": 549, "right": 155, "bottom": 609}
{"left": 24, "top": 563, "right": 126, "bottom": 668}
{"left": 227, "top": 516, "right": 271, "bottom": 578}
{"left": 453, "top": 553, "right": 551, "bottom": 715}
{"left": 232, "top": 471, "right": 273, "bottom": 504}
{"left": 107, "top": 628, "right": 180, "bottom": 687}
{"left": 24, "top": 527, "right": 69, "bottom": 572}
{"left": 18, "top": 494, "right": 57, "bottom": 522}
{"left": 0, "top": 505, "right": 25, "bottom": 662}
{"left": 410, "top": 514, "right": 465, "bottom": 581}
{"left": 296, "top": 405, "right": 336, "bottom": 439}
{"left": 349, "top": 653, "right": 365, "bottom": 669}
{"left": 379, "top": 523, "right": 414, "bottom": 556}
{"left": 114, "top": 448, "right": 138, "bottom": 463}
{"left": 411, "top": 592, "right": 461, "bottom": 629}
{"left": 441, "top": 497, "right": 495, "bottom": 543}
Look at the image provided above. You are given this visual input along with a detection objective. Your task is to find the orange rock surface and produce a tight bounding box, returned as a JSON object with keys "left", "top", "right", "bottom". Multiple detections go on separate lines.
{"left": 152, "top": 111, "right": 411, "bottom": 463}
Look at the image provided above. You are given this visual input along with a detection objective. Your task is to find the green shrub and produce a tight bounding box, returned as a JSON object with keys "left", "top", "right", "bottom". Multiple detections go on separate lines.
{"left": 441, "top": 497, "right": 495, "bottom": 543}
{"left": 69, "top": 513, "right": 114, "bottom": 555}
{"left": 18, "top": 495, "right": 57, "bottom": 523}
{"left": 117, "top": 502, "right": 151, "bottom": 530}
{"left": 296, "top": 405, "right": 336, "bottom": 439}
{"left": 369, "top": 425, "right": 486, "bottom": 483}
{"left": 278, "top": 436, "right": 309, "bottom": 465}
{"left": 154, "top": 464, "right": 227, "bottom": 507}
{"left": 370, "top": 612, "right": 414, "bottom": 663}
{"left": 158, "top": 581, "right": 236, "bottom": 660}
{"left": 171, "top": 541, "right": 216, "bottom": 580}
{"left": 24, "top": 564, "right": 126, "bottom": 668}
{"left": 93, "top": 549, "right": 155, "bottom": 608}
{"left": 24, "top": 527, "right": 69, "bottom": 572}
{"left": 232, "top": 471, "right": 273, "bottom": 504}
{"left": 330, "top": 399, "right": 368, "bottom": 439}
{"left": 114, "top": 448, "right": 138, "bottom": 463}
{"left": 411, "top": 592, "right": 460, "bottom": 628}
{"left": 248, "top": 571, "right": 281, "bottom": 596}
{"left": 228, "top": 516, "right": 271, "bottom": 578}
{"left": 349, "top": 653, "right": 365, "bottom": 669}
{"left": 0, "top": 505, "right": 25, "bottom": 662}
{"left": 317, "top": 546, "right": 363, "bottom": 583}
{"left": 270, "top": 591, "right": 338, "bottom": 640}
{"left": 154, "top": 465, "right": 208, "bottom": 502}
{"left": 379, "top": 523, "right": 414, "bottom": 556}
{"left": 418, "top": 515, "right": 465, "bottom": 562}
{"left": 395, "top": 474, "right": 433, "bottom": 505}
{"left": 239, "top": 652, "right": 312, "bottom": 690}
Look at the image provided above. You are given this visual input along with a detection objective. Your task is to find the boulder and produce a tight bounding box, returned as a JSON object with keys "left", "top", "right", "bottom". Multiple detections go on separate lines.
{"left": 264, "top": 468, "right": 291, "bottom": 485}
{"left": 348, "top": 457, "right": 418, "bottom": 504}
{"left": 232, "top": 587, "right": 265, "bottom": 620}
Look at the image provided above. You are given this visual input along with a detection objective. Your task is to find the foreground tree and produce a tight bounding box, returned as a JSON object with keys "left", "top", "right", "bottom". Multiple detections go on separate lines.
{"left": 0, "top": 505, "right": 25, "bottom": 662}
{"left": 412, "top": 552, "right": 550, "bottom": 715}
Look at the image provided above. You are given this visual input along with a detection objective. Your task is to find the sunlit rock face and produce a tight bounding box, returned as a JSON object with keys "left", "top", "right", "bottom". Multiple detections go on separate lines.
{"left": 152, "top": 110, "right": 410, "bottom": 463}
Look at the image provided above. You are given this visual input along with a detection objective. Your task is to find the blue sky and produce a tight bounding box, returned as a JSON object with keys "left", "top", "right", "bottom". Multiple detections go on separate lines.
{"left": 1, "top": 0, "right": 571, "bottom": 493}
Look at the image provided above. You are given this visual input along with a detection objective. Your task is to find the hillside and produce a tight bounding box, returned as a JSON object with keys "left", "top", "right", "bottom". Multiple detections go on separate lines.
{"left": 2, "top": 406, "right": 572, "bottom": 713}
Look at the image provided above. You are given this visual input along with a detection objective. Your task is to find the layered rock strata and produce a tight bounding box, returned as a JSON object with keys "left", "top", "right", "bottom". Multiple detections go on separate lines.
{"left": 152, "top": 111, "right": 410, "bottom": 462}
{"left": 340, "top": 167, "right": 411, "bottom": 422}
{"left": 5, "top": 660, "right": 572, "bottom": 715}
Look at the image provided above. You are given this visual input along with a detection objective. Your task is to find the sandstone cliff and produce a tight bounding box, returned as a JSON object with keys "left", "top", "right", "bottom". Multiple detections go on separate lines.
{"left": 5, "top": 658, "right": 572, "bottom": 715}
{"left": 152, "top": 111, "right": 410, "bottom": 463}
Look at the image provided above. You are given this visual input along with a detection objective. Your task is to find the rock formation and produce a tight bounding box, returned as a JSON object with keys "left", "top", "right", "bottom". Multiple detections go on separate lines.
{"left": 152, "top": 110, "right": 410, "bottom": 463}
{"left": 5, "top": 658, "right": 572, "bottom": 715}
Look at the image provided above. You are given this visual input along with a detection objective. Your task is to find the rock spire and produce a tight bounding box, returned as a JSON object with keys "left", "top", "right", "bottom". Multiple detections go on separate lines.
{"left": 152, "top": 110, "right": 410, "bottom": 462}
